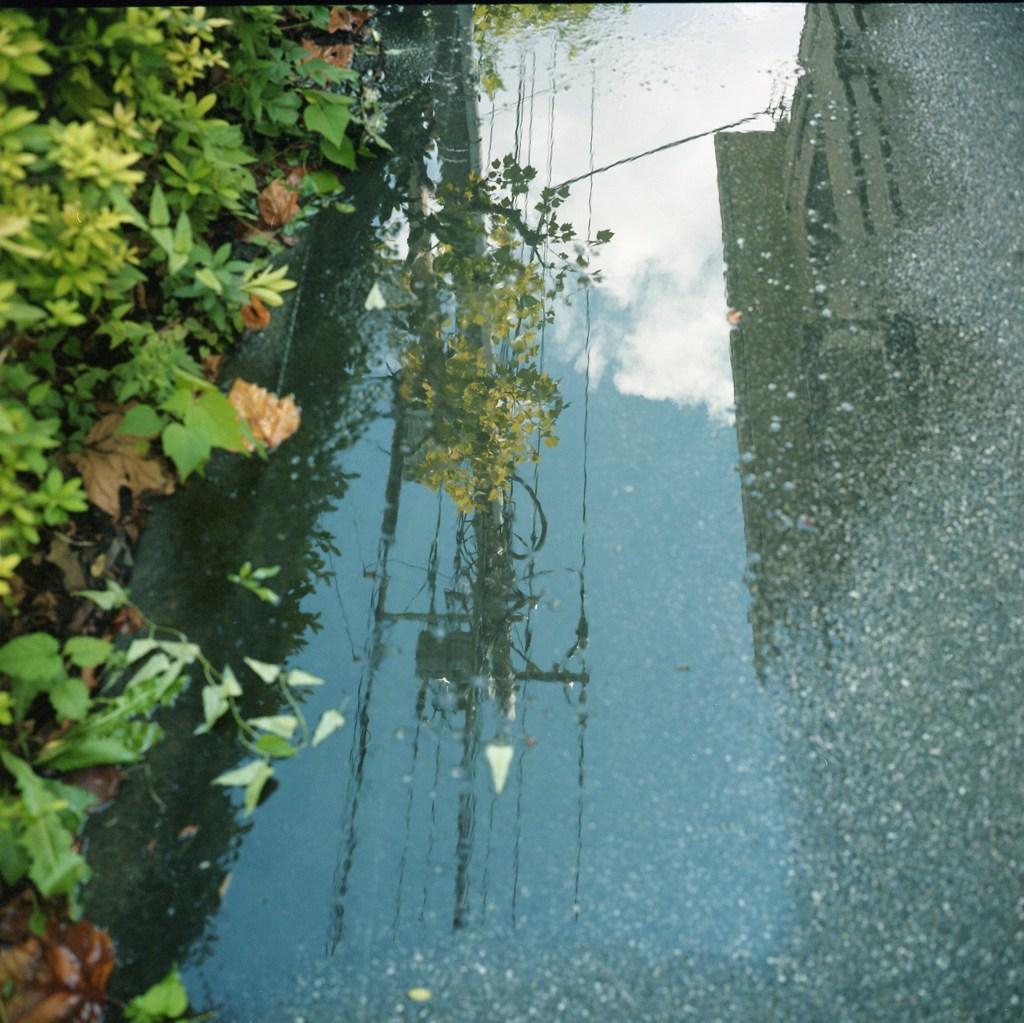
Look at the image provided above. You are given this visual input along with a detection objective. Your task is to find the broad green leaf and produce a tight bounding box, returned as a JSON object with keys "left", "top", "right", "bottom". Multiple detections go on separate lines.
{"left": 255, "top": 734, "right": 296, "bottom": 759}
{"left": 1, "top": 750, "right": 50, "bottom": 817}
{"left": 35, "top": 721, "right": 163, "bottom": 771}
{"left": 311, "top": 708, "right": 345, "bottom": 748}
{"left": 244, "top": 657, "right": 280, "bottom": 683}
{"left": 285, "top": 668, "right": 325, "bottom": 688}
{"left": 183, "top": 388, "right": 247, "bottom": 453}
{"left": 0, "top": 633, "right": 65, "bottom": 721}
{"left": 248, "top": 714, "right": 298, "bottom": 739}
{"left": 303, "top": 100, "right": 349, "bottom": 148}
{"left": 125, "top": 963, "right": 189, "bottom": 1022}
{"left": 117, "top": 404, "right": 165, "bottom": 438}
{"left": 124, "top": 651, "right": 173, "bottom": 688}
{"left": 0, "top": 632, "right": 62, "bottom": 683}
{"left": 320, "top": 134, "right": 357, "bottom": 170}
{"left": 22, "top": 814, "right": 90, "bottom": 898}
{"left": 50, "top": 677, "right": 90, "bottom": 721}
{"left": 63, "top": 635, "right": 113, "bottom": 668}
{"left": 162, "top": 421, "right": 211, "bottom": 481}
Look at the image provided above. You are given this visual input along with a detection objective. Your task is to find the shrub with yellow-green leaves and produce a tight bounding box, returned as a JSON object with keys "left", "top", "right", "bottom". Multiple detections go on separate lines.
{"left": 0, "top": 6, "right": 382, "bottom": 602}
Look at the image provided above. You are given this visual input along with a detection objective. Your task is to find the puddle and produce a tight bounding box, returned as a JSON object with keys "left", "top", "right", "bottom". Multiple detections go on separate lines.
{"left": 84, "top": 5, "right": 1024, "bottom": 1021}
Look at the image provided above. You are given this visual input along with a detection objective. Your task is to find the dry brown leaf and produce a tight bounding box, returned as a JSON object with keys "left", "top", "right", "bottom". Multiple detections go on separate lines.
{"left": 257, "top": 179, "right": 300, "bottom": 228}
{"left": 301, "top": 37, "right": 354, "bottom": 69}
{"left": 45, "top": 535, "right": 87, "bottom": 593}
{"left": 202, "top": 352, "right": 225, "bottom": 382}
{"left": 328, "top": 7, "right": 371, "bottom": 34}
{"left": 0, "top": 918, "right": 114, "bottom": 1023}
{"left": 240, "top": 295, "right": 271, "bottom": 331}
{"left": 227, "top": 379, "right": 301, "bottom": 452}
{"left": 59, "top": 765, "right": 125, "bottom": 808}
{"left": 68, "top": 413, "right": 176, "bottom": 520}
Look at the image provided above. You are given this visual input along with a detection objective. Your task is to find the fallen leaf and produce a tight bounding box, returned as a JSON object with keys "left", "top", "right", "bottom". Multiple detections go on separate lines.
{"left": 177, "top": 824, "right": 199, "bottom": 841}
{"left": 0, "top": 917, "right": 114, "bottom": 1023}
{"left": 257, "top": 179, "right": 299, "bottom": 228}
{"left": 484, "top": 742, "right": 514, "bottom": 795}
{"left": 68, "top": 413, "right": 176, "bottom": 520}
{"left": 109, "top": 605, "right": 145, "bottom": 636}
{"left": 406, "top": 987, "right": 432, "bottom": 1003}
{"left": 227, "top": 379, "right": 301, "bottom": 452}
{"left": 240, "top": 295, "right": 271, "bottom": 331}
{"left": 45, "top": 535, "right": 87, "bottom": 593}
{"left": 301, "top": 37, "right": 354, "bottom": 69}
{"left": 59, "top": 765, "right": 125, "bottom": 808}
{"left": 283, "top": 165, "right": 307, "bottom": 189}
{"left": 328, "top": 7, "right": 371, "bottom": 34}
{"left": 202, "top": 353, "right": 225, "bottom": 382}
{"left": 726, "top": 309, "right": 743, "bottom": 325}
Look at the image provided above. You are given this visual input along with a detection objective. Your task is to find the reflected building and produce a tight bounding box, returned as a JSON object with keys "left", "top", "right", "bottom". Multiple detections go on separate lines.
{"left": 716, "top": 3, "right": 924, "bottom": 680}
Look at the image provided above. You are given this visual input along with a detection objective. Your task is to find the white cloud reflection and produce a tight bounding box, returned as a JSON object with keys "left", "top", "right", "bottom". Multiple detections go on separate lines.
{"left": 480, "top": 3, "right": 805, "bottom": 424}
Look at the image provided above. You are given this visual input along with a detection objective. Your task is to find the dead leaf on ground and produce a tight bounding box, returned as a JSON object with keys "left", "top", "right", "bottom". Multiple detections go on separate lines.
{"left": 227, "top": 379, "right": 301, "bottom": 452}
{"left": 0, "top": 917, "right": 114, "bottom": 1023}
{"left": 202, "top": 352, "right": 225, "bottom": 382}
{"left": 68, "top": 413, "right": 176, "bottom": 520}
{"left": 328, "top": 7, "right": 371, "bottom": 35}
{"left": 240, "top": 295, "right": 271, "bottom": 331}
{"left": 283, "top": 165, "right": 307, "bottom": 189}
{"left": 109, "top": 605, "right": 145, "bottom": 636}
{"left": 301, "top": 37, "right": 354, "bottom": 69}
{"left": 257, "top": 179, "right": 300, "bottom": 228}
{"left": 59, "top": 765, "right": 125, "bottom": 808}
{"left": 45, "top": 535, "right": 87, "bottom": 594}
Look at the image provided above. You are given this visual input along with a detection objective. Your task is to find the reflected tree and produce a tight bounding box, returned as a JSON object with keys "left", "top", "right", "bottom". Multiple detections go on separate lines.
{"left": 392, "top": 155, "right": 608, "bottom": 512}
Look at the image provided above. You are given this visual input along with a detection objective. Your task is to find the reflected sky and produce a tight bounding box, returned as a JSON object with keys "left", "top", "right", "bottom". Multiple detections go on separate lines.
{"left": 479, "top": 3, "right": 804, "bottom": 421}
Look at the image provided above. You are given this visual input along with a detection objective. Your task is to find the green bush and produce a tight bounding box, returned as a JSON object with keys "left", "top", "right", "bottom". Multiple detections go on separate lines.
{"left": 0, "top": 6, "right": 382, "bottom": 599}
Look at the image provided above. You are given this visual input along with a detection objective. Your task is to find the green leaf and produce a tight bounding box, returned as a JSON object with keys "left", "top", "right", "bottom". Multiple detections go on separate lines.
{"left": 117, "top": 404, "right": 165, "bottom": 438}
{"left": 284, "top": 668, "right": 325, "bottom": 688}
{"left": 0, "top": 632, "right": 63, "bottom": 683}
{"left": 172, "top": 211, "right": 193, "bottom": 255}
{"left": 213, "top": 759, "right": 274, "bottom": 816}
{"left": 73, "top": 579, "right": 130, "bottom": 610}
{"left": 50, "top": 677, "right": 90, "bottom": 721}
{"left": 244, "top": 657, "right": 280, "bottom": 683}
{"left": 255, "top": 733, "right": 296, "bottom": 759}
{"left": 149, "top": 184, "right": 170, "bottom": 229}
{"left": 35, "top": 721, "right": 164, "bottom": 771}
{"left": 303, "top": 99, "right": 350, "bottom": 148}
{"left": 0, "top": 818, "right": 30, "bottom": 885}
{"left": 22, "top": 814, "right": 90, "bottom": 898}
{"left": 195, "top": 683, "right": 229, "bottom": 735}
{"left": 125, "top": 963, "right": 190, "bottom": 1022}
{"left": 63, "top": 636, "right": 113, "bottom": 668}
{"left": 184, "top": 388, "right": 247, "bottom": 453}
{"left": 311, "top": 708, "right": 345, "bottom": 748}
{"left": 320, "top": 134, "right": 357, "bottom": 170}
{"left": 0, "top": 632, "right": 65, "bottom": 721}
{"left": 248, "top": 714, "right": 298, "bottom": 739}
{"left": 162, "top": 421, "right": 211, "bottom": 481}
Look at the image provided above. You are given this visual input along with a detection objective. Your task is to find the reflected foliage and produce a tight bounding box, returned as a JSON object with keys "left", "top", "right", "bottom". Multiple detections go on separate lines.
{"left": 472, "top": 4, "right": 601, "bottom": 97}
{"left": 394, "top": 156, "right": 608, "bottom": 511}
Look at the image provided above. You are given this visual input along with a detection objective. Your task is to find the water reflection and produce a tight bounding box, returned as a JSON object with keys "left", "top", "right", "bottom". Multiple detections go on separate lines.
{"left": 80, "top": 4, "right": 1024, "bottom": 1021}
